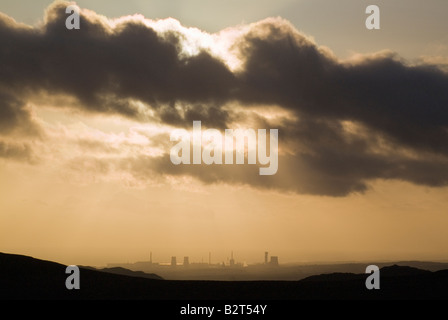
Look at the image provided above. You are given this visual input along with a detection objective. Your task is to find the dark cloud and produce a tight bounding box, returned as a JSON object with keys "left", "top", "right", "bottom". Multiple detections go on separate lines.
{"left": 0, "top": 140, "right": 36, "bottom": 163}
{"left": 235, "top": 19, "right": 448, "bottom": 156}
{"left": 0, "top": 89, "right": 41, "bottom": 136}
{"left": 0, "top": 1, "right": 236, "bottom": 124}
{"left": 1, "top": 2, "right": 448, "bottom": 196}
{"left": 159, "top": 103, "right": 230, "bottom": 129}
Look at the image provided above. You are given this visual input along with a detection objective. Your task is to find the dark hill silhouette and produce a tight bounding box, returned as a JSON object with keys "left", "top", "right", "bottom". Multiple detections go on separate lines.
{"left": 98, "top": 267, "right": 164, "bottom": 280}
{"left": 1, "top": 252, "right": 448, "bottom": 300}
{"left": 80, "top": 265, "right": 163, "bottom": 280}
{"left": 380, "top": 264, "right": 431, "bottom": 276}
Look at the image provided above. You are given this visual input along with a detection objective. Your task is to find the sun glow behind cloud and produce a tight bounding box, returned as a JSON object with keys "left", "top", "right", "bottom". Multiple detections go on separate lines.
{"left": 1, "top": 0, "right": 448, "bottom": 195}
{"left": 108, "top": 12, "right": 248, "bottom": 72}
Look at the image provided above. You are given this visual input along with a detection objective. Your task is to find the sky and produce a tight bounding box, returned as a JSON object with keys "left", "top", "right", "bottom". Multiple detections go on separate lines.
{"left": 0, "top": 0, "right": 448, "bottom": 267}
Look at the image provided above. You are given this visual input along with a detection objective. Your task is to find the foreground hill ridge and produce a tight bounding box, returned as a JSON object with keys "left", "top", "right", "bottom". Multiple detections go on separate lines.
{"left": 1, "top": 252, "right": 448, "bottom": 299}
{"left": 79, "top": 265, "right": 164, "bottom": 280}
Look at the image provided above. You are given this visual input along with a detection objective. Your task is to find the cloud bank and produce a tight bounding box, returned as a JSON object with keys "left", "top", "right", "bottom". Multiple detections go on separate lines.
{"left": 1, "top": 1, "right": 448, "bottom": 196}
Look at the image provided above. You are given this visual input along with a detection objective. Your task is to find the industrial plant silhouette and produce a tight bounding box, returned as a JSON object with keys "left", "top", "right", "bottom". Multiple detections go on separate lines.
{"left": 106, "top": 251, "right": 281, "bottom": 281}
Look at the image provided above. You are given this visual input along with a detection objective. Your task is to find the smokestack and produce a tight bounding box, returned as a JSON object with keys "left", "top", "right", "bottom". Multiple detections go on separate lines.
{"left": 265, "top": 251, "right": 268, "bottom": 264}
{"left": 230, "top": 251, "right": 235, "bottom": 267}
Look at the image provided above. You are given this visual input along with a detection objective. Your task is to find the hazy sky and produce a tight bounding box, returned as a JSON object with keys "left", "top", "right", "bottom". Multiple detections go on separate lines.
{"left": 1, "top": 0, "right": 448, "bottom": 267}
